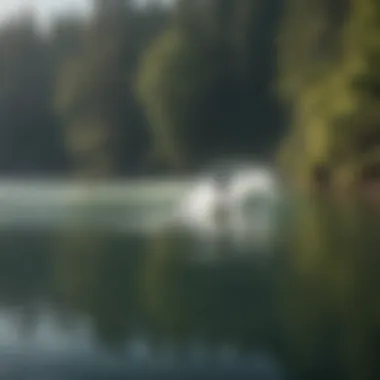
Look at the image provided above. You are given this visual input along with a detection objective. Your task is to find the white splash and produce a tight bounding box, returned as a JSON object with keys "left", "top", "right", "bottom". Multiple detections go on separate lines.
{"left": 176, "top": 167, "right": 281, "bottom": 250}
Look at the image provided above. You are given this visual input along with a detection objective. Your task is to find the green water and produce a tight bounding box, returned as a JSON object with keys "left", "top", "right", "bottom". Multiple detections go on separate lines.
{"left": 0, "top": 195, "right": 379, "bottom": 380}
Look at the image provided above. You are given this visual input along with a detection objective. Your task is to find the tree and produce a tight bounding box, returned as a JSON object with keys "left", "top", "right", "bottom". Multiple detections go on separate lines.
{"left": 275, "top": 0, "right": 376, "bottom": 192}
{"left": 277, "top": 0, "right": 349, "bottom": 102}
{"left": 137, "top": 0, "right": 285, "bottom": 171}
{"left": 55, "top": 1, "right": 170, "bottom": 177}
{"left": 0, "top": 17, "right": 67, "bottom": 175}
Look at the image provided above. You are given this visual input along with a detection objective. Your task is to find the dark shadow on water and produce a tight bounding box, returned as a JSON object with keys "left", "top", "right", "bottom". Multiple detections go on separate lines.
{"left": 0, "top": 197, "right": 378, "bottom": 379}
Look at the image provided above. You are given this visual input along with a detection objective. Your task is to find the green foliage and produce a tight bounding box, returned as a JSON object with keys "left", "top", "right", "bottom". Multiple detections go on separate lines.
{"left": 55, "top": 2, "right": 169, "bottom": 177}
{"left": 277, "top": 0, "right": 380, "bottom": 192}
{"left": 137, "top": 0, "right": 285, "bottom": 171}
{"left": 138, "top": 29, "right": 220, "bottom": 169}
{"left": 277, "top": 0, "right": 348, "bottom": 101}
{"left": 0, "top": 0, "right": 378, "bottom": 181}
{"left": 0, "top": 18, "right": 67, "bottom": 174}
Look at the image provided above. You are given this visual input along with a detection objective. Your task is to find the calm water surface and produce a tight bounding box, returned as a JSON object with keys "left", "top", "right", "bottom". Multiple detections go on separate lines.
{"left": 0, "top": 183, "right": 379, "bottom": 380}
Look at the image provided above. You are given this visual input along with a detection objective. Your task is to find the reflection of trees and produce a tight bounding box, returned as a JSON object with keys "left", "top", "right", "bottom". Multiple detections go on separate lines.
{"left": 0, "top": 230, "right": 52, "bottom": 335}
{"left": 280, "top": 199, "right": 380, "bottom": 380}
{"left": 52, "top": 229, "right": 146, "bottom": 349}
{"left": 5, "top": 198, "right": 377, "bottom": 378}
{"left": 0, "top": 231, "right": 49, "bottom": 302}
{"left": 141, "top": 228, "right": 281, "bottom": 353}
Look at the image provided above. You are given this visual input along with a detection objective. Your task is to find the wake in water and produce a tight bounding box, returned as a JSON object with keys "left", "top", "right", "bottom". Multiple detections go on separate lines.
{"left": 0, "top": 168, "right": 282, "bottom": 244}
{"left": 175, "top": 166, "right": 281, "bottom": 255}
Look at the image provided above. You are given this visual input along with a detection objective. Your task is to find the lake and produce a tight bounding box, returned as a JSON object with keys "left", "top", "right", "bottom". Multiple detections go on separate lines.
{"left": 0, "top": 181, "right": 379, "bottom": 380}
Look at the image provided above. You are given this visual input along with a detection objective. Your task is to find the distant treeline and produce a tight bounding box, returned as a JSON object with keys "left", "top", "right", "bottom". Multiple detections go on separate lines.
{"left": 0, "top": 0, "right": 379, "bottom": 187}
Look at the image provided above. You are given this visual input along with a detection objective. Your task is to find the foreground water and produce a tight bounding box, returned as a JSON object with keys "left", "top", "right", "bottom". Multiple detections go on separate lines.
{"left": 0, "top": 181, "right": 379, "bottom": 380}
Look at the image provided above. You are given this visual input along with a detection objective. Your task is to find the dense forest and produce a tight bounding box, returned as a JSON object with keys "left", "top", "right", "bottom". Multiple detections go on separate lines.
{"left": 0, "top": 0, "right": 378, "bottom": 192}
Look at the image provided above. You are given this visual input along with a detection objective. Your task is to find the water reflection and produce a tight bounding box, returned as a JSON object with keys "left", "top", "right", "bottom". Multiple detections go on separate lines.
{"left": 0, "top": 198, "right": 378, "bottom": 379}
{"left": 141, "top": 228, "right": 281, "bottom": 352}
{"left": 280, "top": 199, "right": 380, "bottom": 380}
{"left": 53, "top": 229, "right": 147, "bottom": 349}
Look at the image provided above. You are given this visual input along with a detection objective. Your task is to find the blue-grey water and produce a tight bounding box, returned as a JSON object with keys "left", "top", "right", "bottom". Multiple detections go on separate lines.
{"left": 0, "top": 180, "right": 378, "bottom": 380}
